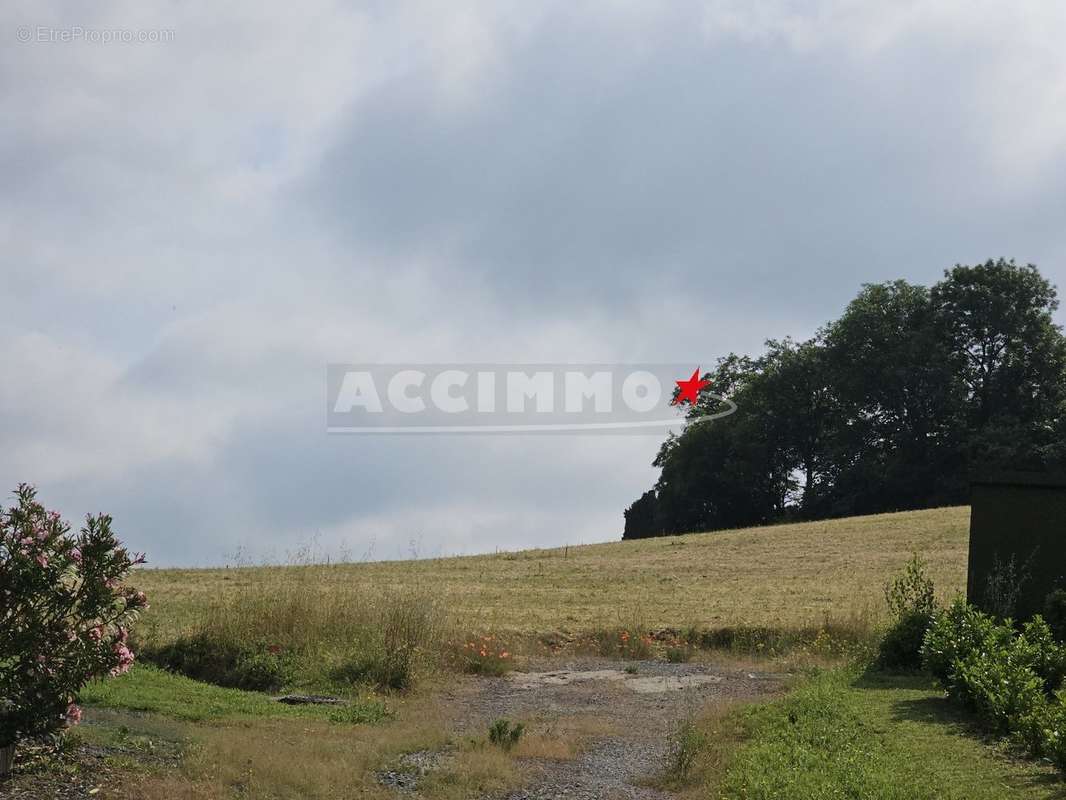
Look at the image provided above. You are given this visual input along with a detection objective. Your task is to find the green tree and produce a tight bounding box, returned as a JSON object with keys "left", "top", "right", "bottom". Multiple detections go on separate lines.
{"left": 821, "top": 280, "right": 964, "bottom": 515}
{"left": 932, "top": 259, "right": 1066, "bottom": 471}
{"left": 627, "top": 260, "right": 1066, "bottom": 539}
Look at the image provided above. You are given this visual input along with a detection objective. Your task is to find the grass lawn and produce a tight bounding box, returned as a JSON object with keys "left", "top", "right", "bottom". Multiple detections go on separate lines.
{"left": 135, "top": 506, "right": 970, "bottom": 638}
{"left": 80, "top": 664, "right": 388, "bottom": 724}
{"left": 694, "top": 668, "right": 1066, "bottom": 800}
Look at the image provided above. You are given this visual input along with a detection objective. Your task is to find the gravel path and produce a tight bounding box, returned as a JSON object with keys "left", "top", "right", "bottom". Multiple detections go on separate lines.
{"left": 440, "top": 658, "right": 783, "bottom": 800}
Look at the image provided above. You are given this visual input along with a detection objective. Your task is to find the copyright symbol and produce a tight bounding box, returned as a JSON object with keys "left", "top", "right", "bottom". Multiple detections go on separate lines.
{"left": 16, "top": 26, "right": 32, "bottom": 43}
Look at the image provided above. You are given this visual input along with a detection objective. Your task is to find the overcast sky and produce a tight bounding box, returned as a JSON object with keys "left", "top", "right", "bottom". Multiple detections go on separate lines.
{"left": 3, "top": 1, "right": 1066, "bottom": 566}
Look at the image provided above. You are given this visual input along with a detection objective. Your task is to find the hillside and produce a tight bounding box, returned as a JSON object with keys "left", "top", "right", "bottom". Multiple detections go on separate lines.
{"left": 138, "top": 506, "right": 970, "bottom": 637}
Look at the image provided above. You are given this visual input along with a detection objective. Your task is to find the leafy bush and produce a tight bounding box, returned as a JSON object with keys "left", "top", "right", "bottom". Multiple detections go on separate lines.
{"left": 952, "top": 647, "right": 1046, "bottom": 733}
{"left": 922, "top": 598, "right": 1066, "bottom": 771}
{"left": 921, "top": 598, "right": 1005, "bottom": 685}
{"left": 0, "top": 485, "right": 148, "bottom": 762}
{"left": 488, "top": 718, "right": 524, "bottom": 751}
{"left": 884, "top": 553, "right": 936, "bottom": 620}
{"left": 877, "top": 610, "right": 931, "bottom": 671}
{"left": 1016, "top": 616, "right": 1066, "bottom": 693}
{"left": 1044, "top": 590, "right": 1066, "bottom": 641}
{"left": 877, "top": 554, "right": 936, "bottom": 670}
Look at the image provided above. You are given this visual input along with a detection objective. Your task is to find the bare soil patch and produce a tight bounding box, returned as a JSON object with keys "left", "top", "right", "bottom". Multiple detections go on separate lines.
{"left": 439, "top": 657, "right": 784, "bottom": 799}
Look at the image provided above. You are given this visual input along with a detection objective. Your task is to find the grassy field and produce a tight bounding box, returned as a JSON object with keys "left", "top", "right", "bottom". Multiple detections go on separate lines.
{"left": 15, "top": 504, "right": 1066, "bottom": 799}
{"left": 674, "top": 669, "right": 1065, "bottom": 800}
{"left": 137, "top": 505, "right": 970, "bottom": 639}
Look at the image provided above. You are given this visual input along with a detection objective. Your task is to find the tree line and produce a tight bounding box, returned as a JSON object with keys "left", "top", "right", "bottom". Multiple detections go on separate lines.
{"left": 623, "top": 259, "right": 1066, "bottom": 539}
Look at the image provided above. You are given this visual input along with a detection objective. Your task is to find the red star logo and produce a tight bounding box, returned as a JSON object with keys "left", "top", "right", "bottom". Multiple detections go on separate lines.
{"left": 672, "top": 368, "right": 710, "bottom": 406}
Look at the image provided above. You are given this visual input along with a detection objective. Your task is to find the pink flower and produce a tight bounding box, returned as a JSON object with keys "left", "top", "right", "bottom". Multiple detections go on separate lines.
{"left": 64, "top": 703, "right": 82, "bottom": 726}
{"left": 110, "top": 642, "right": 135, "bottom": 676}
{"left": 36, "top": 554, "right": 48, "bottom": 568}
{"left": 88, "top": 626, "right": 103, "bottom": 642}
{"left": 70, "top": 547, "right": 82, "bottom": 563}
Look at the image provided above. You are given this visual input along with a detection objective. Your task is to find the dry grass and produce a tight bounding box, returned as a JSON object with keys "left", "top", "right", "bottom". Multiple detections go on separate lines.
{"left": 102, "top": 688, "right": 522, "bottom": 800}
{"left": 136, "top": 506, "right": 970, "bottom": 639}
{"left": 656, "top": 697, "right": 766, "bottom": 796}
{"left": 511, "top": 714, "right": 619, "bottom": 760}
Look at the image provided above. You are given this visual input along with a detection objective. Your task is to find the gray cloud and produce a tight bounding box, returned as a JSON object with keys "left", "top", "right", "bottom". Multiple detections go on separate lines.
{"left": 2, "top": 1, "right": 1065, "bottom": 565}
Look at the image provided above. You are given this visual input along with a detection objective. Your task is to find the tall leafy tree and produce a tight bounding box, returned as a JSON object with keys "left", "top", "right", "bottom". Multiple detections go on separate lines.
{"left": 626, "top": 260, "right": 1066, "bottom": 538}
{"left": 932, "top": 259, "right": 1066, "bottom": 471}
{"left": 821, "top": 280, "right": 963, "bottom": 515}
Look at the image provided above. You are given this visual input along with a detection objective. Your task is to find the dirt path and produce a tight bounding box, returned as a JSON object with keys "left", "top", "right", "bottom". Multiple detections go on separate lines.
{"left": 441, "top": 658, "right": 783, "bottom": 800}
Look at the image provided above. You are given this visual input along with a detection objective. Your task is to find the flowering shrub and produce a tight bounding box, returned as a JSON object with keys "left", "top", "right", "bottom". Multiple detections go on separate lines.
{"left": 456, "top": 635, "right": 512, "bottom": 676}
{"left": 592, "top": 627, "right": 654, "bottom": 660}
{"left": 0, "top": 484, "right": 148, "bottom": 758}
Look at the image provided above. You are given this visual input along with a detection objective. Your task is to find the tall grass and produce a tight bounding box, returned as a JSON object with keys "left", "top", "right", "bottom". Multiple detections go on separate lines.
{"left": 143, "top": 565, "right": 444, "bottom": 692}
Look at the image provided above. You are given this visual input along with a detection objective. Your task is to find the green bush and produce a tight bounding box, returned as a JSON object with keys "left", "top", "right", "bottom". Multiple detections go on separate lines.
{"left": 921, "top": 599, "right": 1005, "bottom": 685}
{"left": 952, "top": 647, "right": 1046, "bottom": 733}
{"left": 884, "top": 553, "right": 936, "bottom": 620}
{"left": 877, "top": 554, "right": 937, "bottom": 671}
{"left": 1016, "top": 617, "right": 1066, "bottom": 693}
{"left": 877, "top": 610, "right": 931, "bottom": 671}
{"left": 922, "top": 599, "right": 1066, "bottom": 770}
{"left": 1044, "top": 590, "right": 1066, "bottom": 642}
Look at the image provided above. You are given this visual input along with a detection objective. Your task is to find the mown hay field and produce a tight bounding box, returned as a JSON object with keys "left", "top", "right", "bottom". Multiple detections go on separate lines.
{"left": 137, "top": 506, "right": 970, "bottom": 639}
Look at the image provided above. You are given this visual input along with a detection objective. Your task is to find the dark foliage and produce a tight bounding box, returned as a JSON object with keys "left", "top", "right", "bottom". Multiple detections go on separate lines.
{"left": 877, "top": 611, "right": 932, "bottom": 671}
{"left": 1044, "top": 590, "right": 1066, "bottom": 642}
{"left": 627, "top": 260, "right": 1066, "bottom": 536}
{"left": 622, "top": 490, "right": 661, "bottom": 540}
{"left": 143, "top": 634, "right": 294, "bottom": 692}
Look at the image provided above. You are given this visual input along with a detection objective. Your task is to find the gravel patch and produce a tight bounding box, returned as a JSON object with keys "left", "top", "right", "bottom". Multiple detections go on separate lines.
{"left": 377, "top": 748, "right": 456, "bottom": 792}
{"left": 435, "top": 657, "right": 784, "bottom": 799}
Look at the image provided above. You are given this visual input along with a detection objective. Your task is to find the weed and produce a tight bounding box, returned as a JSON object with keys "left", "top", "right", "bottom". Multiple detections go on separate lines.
{"left": 455, "top": 635, "right": 513, "bottom": 676}
{"left": 665, "top": 646, "right": 691, "bottom": 664}
{"left": 488, "top": 719, "right": 524, "bottom": 751}
{"left": 983, "top": 551, "right": 1035, "bottom": 620}
{"left": 669, "top": 721, "right": 706, "bottom": 782}
{"left": 590, "top": 627, "right": 654, "bottom": 659}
